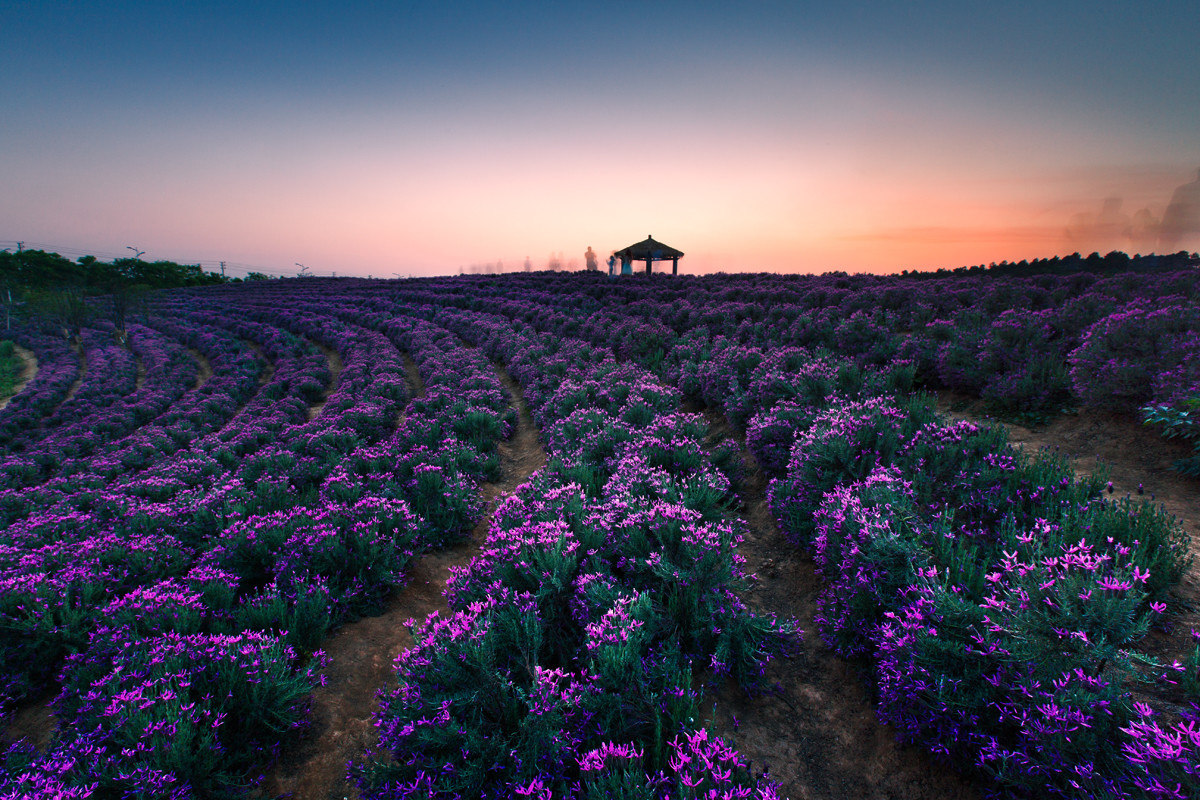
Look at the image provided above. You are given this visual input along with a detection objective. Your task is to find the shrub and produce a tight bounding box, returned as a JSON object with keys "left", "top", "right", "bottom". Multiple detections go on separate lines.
{"left": 874, "top": 529, "right": 1189, "bottom": 798}
{"left": 49, "top": 631, "right": 318, "bottom": 797}
{"left": 354, "top": 591, "right": 596, "bottom": 798}
{"left": 936, "top": 311, "right": 994, "bottom": 393}
{"left": 1143, "top": 397, "right": 1200, "bottom": 477}
{"left": 768, "top": 396, "right": 925, "bottom": 545}
{"left": 1069, "top": 301, "right": 1200, "bottom": 413}
{"left": 746, "top": 401, "right": 818, "bottom": 477}
{"left": 696, "top": 341, "right": 763, "bottom": 427}
{"left": 811, "top": 468, "right": 934, "bottom": 658}
{"left": 980, "top": 353, "right": 1075, "bottom": 420}
{"left": 832, "top": 310, "right": 900, "bottom": 366}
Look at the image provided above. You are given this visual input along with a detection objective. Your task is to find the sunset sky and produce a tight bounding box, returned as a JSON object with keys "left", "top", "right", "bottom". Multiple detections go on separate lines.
{"left": 3, "top": 1, "right": 1199, "bottom": 278}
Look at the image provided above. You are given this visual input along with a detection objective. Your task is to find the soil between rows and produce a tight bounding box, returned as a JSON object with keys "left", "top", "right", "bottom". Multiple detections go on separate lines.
{"left": 189, "top": 345, "right": 215, "bottom": 390}
{"left": 61, "top": 341, "right": 86, "bottom": 405}
{"left": 306, "top": 342, "right": 346, "bottom": 422}
{"left": 263, "top": 366, "right": 546, "bottom": 799}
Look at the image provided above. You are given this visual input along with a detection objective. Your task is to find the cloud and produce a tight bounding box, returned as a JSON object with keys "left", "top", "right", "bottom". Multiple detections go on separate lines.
{"left": 1159, "top": 169, "right": 1200, "bottom": 251}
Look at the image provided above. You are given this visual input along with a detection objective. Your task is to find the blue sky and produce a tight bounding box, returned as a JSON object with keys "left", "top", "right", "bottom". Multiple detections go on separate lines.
{"left": 3, "top": 1, "right": 1198, "bottom": 276}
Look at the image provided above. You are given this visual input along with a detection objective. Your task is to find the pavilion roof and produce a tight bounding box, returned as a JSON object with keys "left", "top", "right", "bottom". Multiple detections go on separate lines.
{"left": 614, "top": 235, "right": 684, "bottom": 260}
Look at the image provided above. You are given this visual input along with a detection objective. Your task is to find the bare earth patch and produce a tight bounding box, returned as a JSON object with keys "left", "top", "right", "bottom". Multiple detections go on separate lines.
{"left": 398, "top": 353, "right": 423, "bottom": 431}
{"left": 262, "top": 366, "right": 546, "bottom": 800}
{"left": 0, "top": 691, "right": 56, "bottom": 751}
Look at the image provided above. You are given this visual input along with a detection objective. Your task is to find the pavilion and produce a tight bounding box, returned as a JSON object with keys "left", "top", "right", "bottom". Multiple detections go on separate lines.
{"left": 614, "top": 235, "right": 684, "bottom": 276}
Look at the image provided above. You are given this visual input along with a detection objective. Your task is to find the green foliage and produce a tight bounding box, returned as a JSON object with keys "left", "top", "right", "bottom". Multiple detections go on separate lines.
{"left": 28, "top": 288, "right": 90, "bottom": 340}
{"left": 587, "top": 643, "right": 702, "bottom": 773}
{"left": 0, "top": 578, "right": 109, "bottom": 708}
{"left": 1179, "top": 643, "right": 1200, "bottom": 696}
{"left": 1143, "top": 398, "right": 1200, "bottom": 477}
{"left": 410, "top": 465, "right": 483, "bottom": 546}
{"left": 355, "top": 596, "right": 589, "bottom": 796}
{"left": 578, "top": 763, "right": 660, "bottom": 800}
{"left": 58, "top": 632, "right": 317, "bottom": 797}
{"left": 981, "top": 353, "right": 1076, "bottom": 422}
{"left": 0, "top": 339, "right": 17, "bottom": 398}
{"left": 1058, "top": 496, "right": 1192, "bottom": 602}
{"left": 234, "top": 580, "right": 333, "bottom": 651}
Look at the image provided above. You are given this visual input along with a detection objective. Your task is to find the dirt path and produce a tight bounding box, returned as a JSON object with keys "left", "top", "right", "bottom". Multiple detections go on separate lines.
{"left": 684, "top": 401, "right": 982, "bottom": 800}
{"left": 0, "top": 691, "right": 55, "bottom": 751}
{"left": 938, "top": 393, "right": 1200, "bottom": 672}
{"left": 307, "top": 342, "right": 345, "bottom": 422}
{"left": 398, "top": 353, "right": 423, "bottom": 430}
{"left": 0, "top": 343, "right": 37, "bottom": 411}
{"left": 188, "top": 347, "right": 214, "bottom": 391}
{"left": 263, "top": 366, "right": 546, "bottom": 800}
{"left": 61, "top": 341, "right": 86, "bottom": 405}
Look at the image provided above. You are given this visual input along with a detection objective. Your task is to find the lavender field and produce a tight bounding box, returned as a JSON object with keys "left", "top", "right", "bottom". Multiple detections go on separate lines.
{"left": 1, "top": 266, "right": 1198, "bottom": 799}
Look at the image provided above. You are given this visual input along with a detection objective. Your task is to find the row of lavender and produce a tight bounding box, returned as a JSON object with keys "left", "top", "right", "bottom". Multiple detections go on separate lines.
{"left": 0, "top": 293, "right": 517, "bottom": 796}
{"left": 411, "top": 267, "right": 1199, "bottom": 435}
{"left": 389, "top": 266, "right": 1194, "bottom": 465}
{"left": 346, "top": 298, "right": 799, "bottom": 798}
{"left": 382, "top": 272, "right": 1198, "bottom": 799}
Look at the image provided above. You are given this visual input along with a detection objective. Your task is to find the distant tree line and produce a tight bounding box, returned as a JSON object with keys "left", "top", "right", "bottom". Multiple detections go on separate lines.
{"left": 0, "top": 249, "right": 230, "bottom": 292}
{"left": 0, "top": 249, "right": 233, "bottom": 340}
{"left": 900, "top": 250, "right": 1199, "bottom": 280}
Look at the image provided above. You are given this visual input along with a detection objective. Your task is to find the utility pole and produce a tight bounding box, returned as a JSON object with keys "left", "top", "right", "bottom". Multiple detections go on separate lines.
{"left": 219, "top": 261, "right": 226, "bottom": 278}
{"left": 15, "top": 241, "right": 22, "bottom": 253}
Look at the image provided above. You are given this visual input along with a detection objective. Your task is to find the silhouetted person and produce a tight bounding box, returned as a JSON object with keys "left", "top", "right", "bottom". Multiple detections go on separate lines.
{"left": 1159, "top": 169, "right": 1200, "bottom": 252}
{"left": 607, "top": 253, "right": 616, "bottom": 277}
{"left": 523, "top": 256, "right": 532, "bottom": 272}
{"left": 585, "top": 246, "right": 598, "bottom": 271}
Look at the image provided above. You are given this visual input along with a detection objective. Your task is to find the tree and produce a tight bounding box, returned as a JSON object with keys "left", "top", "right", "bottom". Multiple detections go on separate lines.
{"left": 30, "top": 288, "right": 90, "bottom": 342}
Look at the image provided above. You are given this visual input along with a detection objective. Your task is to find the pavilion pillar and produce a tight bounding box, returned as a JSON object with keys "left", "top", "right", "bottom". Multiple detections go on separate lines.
{"left": 645, "top": 259, "right": 652, "bottom": 275}
{"left": 672, "top": 257, "right": 678, "bottom": 275}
